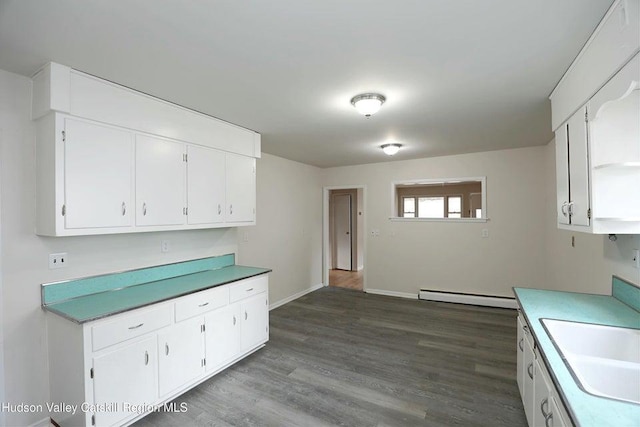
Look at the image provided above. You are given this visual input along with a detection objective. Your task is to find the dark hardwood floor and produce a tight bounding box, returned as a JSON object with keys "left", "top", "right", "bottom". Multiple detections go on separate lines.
{"left": 134, "top": 287, "right": 526, "bottom": 426}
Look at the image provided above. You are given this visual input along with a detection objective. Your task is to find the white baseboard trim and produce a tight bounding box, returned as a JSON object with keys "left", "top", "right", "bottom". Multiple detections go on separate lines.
{"left": 28, "top": 418, "right": 51, "bottom": 427}
{"left": 269, "top": 283, "right": 324, "bottom": 310}
{"left": 365, "top": 289, "right": 418, "bottom": 299}
{"left": 419, "top": 290, "right": 517, "bottom": 309}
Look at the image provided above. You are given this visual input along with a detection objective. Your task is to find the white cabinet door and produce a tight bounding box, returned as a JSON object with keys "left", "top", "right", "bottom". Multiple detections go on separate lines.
{"left": 225, "top": 153, "right": 256, "bottom": 223}
{"left": 533, "top": 358, "right": 550, "bottom": 427}
{"left": 555, "top": 124, "right": 571, "bottom": 226}
{"left": 64, "top": 118, "right": 133, "bottom": 229}
{"left": 135, "top": 134, "right": 186, "bottom": 226}
{"left": 516, "top": 316, "right": 525, "bottom": 396}
{"left": 187, "top": 145, "right": 225, "bottom": 225}
{"left": 205, "top": 303, "right": 241, "bottom": 372}
{"left": 567, "top": 107, "right": 590, "bottom": 226}
{"left": 158, "top": 316, "right": 205, "bottom": 398}
{"left": 92, "top": 336, "right": 158, "bottom": 426}
{"left": 240, "top": 292, "right": 269, "bottom": 352}
{"left": 522, "top": 329, "right": 535, "bottom": 426}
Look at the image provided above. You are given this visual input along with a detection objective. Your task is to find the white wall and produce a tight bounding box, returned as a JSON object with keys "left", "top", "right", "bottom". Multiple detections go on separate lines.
{"left": 236, "top": 153, "right": 323, "bottom": 307}
{"left": 0, "top": 69, "right": 238, "bottom": 426}
{"left": 542, "top": 140, "right": 640, "bottom": 293}
{"left": 322, "top": 147, "right": 548, "bottom": 297}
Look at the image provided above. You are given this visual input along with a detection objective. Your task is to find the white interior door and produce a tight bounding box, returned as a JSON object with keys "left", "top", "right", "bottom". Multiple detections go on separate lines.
{"left": 333, "top": 194, "right": 352, "bottom": 271}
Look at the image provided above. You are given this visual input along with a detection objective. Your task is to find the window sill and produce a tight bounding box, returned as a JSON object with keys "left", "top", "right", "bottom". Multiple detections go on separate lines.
{"left": 389, "top": 217, "right": 489, "bottom": 223}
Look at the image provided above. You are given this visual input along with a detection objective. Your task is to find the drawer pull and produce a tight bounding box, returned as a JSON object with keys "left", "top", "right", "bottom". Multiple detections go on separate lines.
{"left": 540, "top": 397, "right": 549, "bottom": 417}
{"left": 518, "top": 338, "right": 524, "bottom": 351}
{"left": 144, "top": 351, "right": 149, "bottom": 365}
{"left": 198, "top": 302, "right": 210, "bottom": 307}
{"left": 218, "top": 204, "right": 222, "bottom": 215}
{"left": 165, "top": 343, "right": 170, "bottom": 356}
{"left": 246, "top": 288, "right": 254, "bottom": 292}
{"left": 142, "top": 202, "right": 147, "bottom": 216}
{"left": 233, "top": 315, "right": 236, "bottom": 326}
{"left": 128, "top": 323, "right": 144, "bottom": 330}
{"left": 245, "top": 311, "right": 248, "bottom": 320}
{"left": 545, "top": 413, "right": 553, "bottom": 427}
{"left": 527, "top": 362, "right": 534, "bottom": 380}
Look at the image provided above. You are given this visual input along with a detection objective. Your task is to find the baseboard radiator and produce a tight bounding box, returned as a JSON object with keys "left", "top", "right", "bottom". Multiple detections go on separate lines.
{"left": 419, "top": 289, "right": 517, "bottom": 309}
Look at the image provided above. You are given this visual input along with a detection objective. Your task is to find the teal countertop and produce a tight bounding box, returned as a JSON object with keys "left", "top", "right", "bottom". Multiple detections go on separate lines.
{"left": 514, "top": 287, "right": 640, "bottom": 427}
{"left": 44, "top": 265, "right": 271, "bottom": 324}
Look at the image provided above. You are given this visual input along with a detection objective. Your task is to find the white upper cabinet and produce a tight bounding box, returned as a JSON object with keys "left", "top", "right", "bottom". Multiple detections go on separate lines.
{"left": 551, "top": 0, "right": 639, "bottom": 234}
{"left": 33, "top": 61, "right": 260, "bottom": 236}
{"left": 225, "top": 153, "right": 256, "bottom": 224}
{"left": 63, "top": 118, "right": 134, "bottom": 229}
{"left": 135, "top": 134, "right": 186, "bottom": 227}
{"left": 187, "top": 145, "right": 226, "bottom": 225}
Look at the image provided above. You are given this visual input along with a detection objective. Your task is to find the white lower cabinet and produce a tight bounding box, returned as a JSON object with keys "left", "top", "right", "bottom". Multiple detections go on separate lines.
{"left": 205, "top": 303, "right": 241, "bottom": 371}
{"left": 516, "top": 314, "right": 573, "bottom": 427}
{"left": 46, "top": 274, "right": 269, "bottom": 427}
{"left": 158, "top": 316, "right": 205, "bottom": 398}
{"left": 92, "top": 337, "right": 158, "bottom": 427}
{"left": 240, "top": 293, "right": 269, "bottom": 351}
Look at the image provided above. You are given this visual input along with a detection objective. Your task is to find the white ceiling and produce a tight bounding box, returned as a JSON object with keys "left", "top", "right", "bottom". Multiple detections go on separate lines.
{"left": 0, "top": 0, "right": 612, "bottom": 168}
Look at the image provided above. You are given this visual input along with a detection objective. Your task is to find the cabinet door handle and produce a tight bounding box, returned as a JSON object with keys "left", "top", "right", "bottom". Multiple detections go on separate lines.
{"left": 218, "top": 204, "right": 222, "bottom": 215}
{"left": 230, "top": 204, "right": 233, "bottom": 215}
{"left": 527, "top": 362, "right": 534, "bottom": 380}
{"left": 128, "top": 323, "right": 144, "bottom": 330}
{"left": 545, "top": 412, "right": 553, "bottom": 427}
{"left": 198, "top": 302, "right": 209, "bottom": 307}
{"left": 567, "top": 202, "right": 574, "bottom": 217}
{"left": 245, "top": 311, "right": 248, "bottom": 320}
{"left": 122, "top": 202, "right": 126, "bottom": 216}
{"left": 561, "top": 201, "right": 569, "bottom": 217}
{"left": 165, "top": 343, "right": 170, "bottom": 356}
{"left": 518, "top": 338, "right": 524, "bottom": 352}
{"left": 246, "top": 288, "right": 254, "bottom": 292}
{"left": 144, "top": 351, "right": 149, "bottom": 365}
{"left": 233, "top": 315, "right": 236, "bottom": 326}
{"left": 523, "top": 325, "right": 529, "bottom": 334}
{"left": 142, "top": 202, "right": 147, "bottom": 216}
{"left": 540, "top": 397, "right": 549, "bottom": 417}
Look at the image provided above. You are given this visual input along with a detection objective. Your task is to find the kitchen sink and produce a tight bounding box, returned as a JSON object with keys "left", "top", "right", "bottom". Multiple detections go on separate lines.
{"left": 541, "top": 319, "right": 640, "bottom": 405}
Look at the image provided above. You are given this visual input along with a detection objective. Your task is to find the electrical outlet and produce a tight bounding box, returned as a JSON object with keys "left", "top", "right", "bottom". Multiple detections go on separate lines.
{"left": 161, "top": 240, "right": 171, "bottom": 253}
{"left": 633, "top": 249, "right": 640, "bottom": 269}
{"left": 49, "top": 253, "right": 67, "bottom": 269}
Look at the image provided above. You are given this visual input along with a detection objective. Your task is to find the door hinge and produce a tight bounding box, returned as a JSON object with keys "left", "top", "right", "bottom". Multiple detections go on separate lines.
{"left": 90, "top": 368, "right": 94, "bottom": 379}
{"left": 61, "top": 204, "right": 66, "bottom": 216}
{"left": 201, "top": 358, "right": 206, "bottom": 367}
{"left": 182, "top": 153, "right": 188, "bottom": 162}
{"left": 183, "top": 207, "right": 188, "bottom": 215}
{"left": 587, "top": 208, "right": 591, "bottom": 219}
{"left": 61, "top": 130, "right": 66, "bottom": 142}
{"left": 91, "top": 414, "right": 95, "bottom": 426}
{"left": 585, "top": 109, "right": 589, "bottom": 122}
{"left": 201, "top": 324, "right": 206, "bottom": 333}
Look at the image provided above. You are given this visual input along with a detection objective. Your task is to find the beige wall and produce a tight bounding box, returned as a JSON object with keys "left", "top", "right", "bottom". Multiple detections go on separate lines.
{"left": 542, "top": 140, "right": 640, "bottom": 292}
{"left": 0, "top": 69, "right": 239, "bottom": 426}
{"left": 236, "top": 153, "right": 323, "bottom": 306}
{"left": 322, "top": 147, "right": 548, "bottom": 297}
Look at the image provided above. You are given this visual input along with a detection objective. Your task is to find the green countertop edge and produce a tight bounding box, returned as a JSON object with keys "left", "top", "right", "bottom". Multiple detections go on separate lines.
{"left": 513, "top": 287, "right": 640, "bottom": 427}
{"left": 43, "top": 265, "right": 271, "bottom": 324}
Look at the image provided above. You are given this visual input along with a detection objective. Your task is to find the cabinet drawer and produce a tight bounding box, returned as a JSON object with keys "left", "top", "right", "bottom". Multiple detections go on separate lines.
{"left": 175, "top": 286, "right": 229, "bottom": 322}
{"left": 92, "top": 305, "right": 172, "bottom": 351}
{"left": 229, "top": 275, "right": 268, "bottom": 303}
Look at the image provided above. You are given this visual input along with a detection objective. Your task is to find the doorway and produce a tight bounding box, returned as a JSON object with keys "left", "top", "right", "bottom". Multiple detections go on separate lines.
{"left": 325, "top": 187, "right": 365, "bottom": 291}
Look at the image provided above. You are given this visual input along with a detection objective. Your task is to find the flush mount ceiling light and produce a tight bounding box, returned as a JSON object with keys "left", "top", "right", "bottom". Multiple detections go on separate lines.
{"left": 381, "top": 143, "right": 401, "bottom": 156}
{"left": 350, "top": 93, "right": 386, "bottom": 117}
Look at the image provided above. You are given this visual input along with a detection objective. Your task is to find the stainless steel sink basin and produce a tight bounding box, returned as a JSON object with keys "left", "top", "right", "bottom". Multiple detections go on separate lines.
{"left": 541, "top": 319, "right": 640, "bottom": 404}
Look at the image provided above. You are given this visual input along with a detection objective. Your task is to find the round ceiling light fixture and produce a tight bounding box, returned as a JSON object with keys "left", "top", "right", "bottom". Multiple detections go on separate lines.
{"left": 381, "top": 143, "right": 402, "bottom": 156}
{"left": 350, "top": 93, "right": 386, "bottom": 117}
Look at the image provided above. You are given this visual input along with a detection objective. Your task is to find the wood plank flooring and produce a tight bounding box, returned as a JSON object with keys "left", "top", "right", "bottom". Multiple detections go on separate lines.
{"left": 329, "top": 269, "right": 363, "bottom": 291}
{"left": 134, "top": 287, "right": 526, "bottom": 427}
